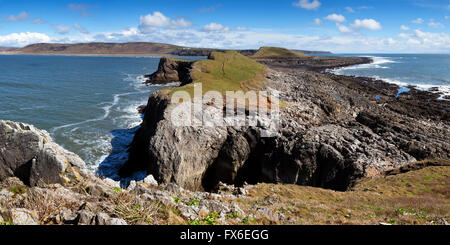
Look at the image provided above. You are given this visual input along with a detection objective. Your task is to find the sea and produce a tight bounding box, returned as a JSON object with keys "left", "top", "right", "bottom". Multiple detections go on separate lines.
{"left": 0, "top": 54, "right": 448, "bottom": 177}
{"left": 0, "top": 55, "right": 200, "bottom": 180}
{"left": 328, "top": 54, "right": 450, "bottom": 100}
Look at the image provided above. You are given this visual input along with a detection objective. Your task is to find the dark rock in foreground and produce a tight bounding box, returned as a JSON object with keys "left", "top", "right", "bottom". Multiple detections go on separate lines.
{"left": 0, "top": 120, "right": 88, "bottom": 186}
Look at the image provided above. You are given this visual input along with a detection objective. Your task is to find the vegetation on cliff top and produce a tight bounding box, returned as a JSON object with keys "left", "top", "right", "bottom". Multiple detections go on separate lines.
{"left": 251, "top": 46, "right": 309, "bottom": 59}
{"left": 167, "top": 50, "right": 267, "bottom": 97}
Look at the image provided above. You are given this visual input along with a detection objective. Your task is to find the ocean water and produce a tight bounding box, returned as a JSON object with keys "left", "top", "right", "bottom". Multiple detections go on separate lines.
{"left": 0, "top": 55, "right": 200, "bottom": 176}
{"left": 329, "top": 54, "right": 450, "bottom": 99}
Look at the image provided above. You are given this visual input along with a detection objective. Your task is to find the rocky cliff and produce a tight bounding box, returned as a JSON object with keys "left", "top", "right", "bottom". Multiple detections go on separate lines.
{"left": 0, "top": 120, "right": 88, "bottom": 186}
{"left": 144, "top": 57, "right": 193, "bottom": 85}
{"left": 120, "top": 53, "right": 450, "bottom": 192}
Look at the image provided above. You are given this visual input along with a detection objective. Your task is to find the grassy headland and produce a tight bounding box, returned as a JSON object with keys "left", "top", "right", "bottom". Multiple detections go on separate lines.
{"left": 251, "top": 46, "right": 309, "bottom": 59}
{"left": 167, "top": 50, "right": 267, "bottom": 97}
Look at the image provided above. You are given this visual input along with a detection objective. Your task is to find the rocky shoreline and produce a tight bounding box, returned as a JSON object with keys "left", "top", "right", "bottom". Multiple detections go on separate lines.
{"left": 1, "top": 52, "right": 449, "bottom": 225}
{"left": 120, "top": 54, "right": 449, "bottom": 192}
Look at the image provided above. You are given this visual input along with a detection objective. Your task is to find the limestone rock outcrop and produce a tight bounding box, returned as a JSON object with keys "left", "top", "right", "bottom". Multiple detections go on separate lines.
{"left": 0, "top": 120, "right": 88, "bottom": 186}
{"left": 144, "top": 57, "right": 193, "bottom": 85}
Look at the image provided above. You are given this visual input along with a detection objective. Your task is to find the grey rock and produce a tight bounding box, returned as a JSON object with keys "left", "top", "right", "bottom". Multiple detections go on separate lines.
{"left": 102, "top": 178, "right": 121, "bottom": 188}
{"left": 127, "top": 180, "right": 136, "bottom": 191}
{"left": 77, "top": 210, "right": 95, "bottom": 225}
{"left": 95, "top": 212, "right": 110, "bottom": 225}
{"left": 60, "top": 209, "right": 78, "bottom": 224}
{"left": 106, "top": 218, "right": 127, "bottom": 225}
{"left": 1, "top": 208, "right": 39, "bottom": 225}
{"left": 143, "top": 175, "right": 158, "bottom": 186}
{"left": 0, "top": 120, "right": 88, "bottom": 186}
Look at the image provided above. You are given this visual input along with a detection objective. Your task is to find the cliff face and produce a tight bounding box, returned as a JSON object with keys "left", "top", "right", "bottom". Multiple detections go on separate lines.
{"left": 120, "top": 55, "right": 450, "bottom": 192}
{"left": 0, "top": 120, "right": 88, "bottom": 186}
{"left": 144, "top": 57, "right": 193, "bottom": 85}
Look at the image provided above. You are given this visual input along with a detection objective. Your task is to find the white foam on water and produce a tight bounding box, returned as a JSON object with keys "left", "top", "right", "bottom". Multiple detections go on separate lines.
{"left": 332, "top": 56, "right": 398, "bottom": 73}
{"left": 330, "top": 56, "right": 450, "bottom": 99}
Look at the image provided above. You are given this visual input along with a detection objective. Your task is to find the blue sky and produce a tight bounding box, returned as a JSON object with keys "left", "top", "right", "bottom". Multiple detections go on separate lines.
{"left": 0, "top": 0, "right": 450, "bottom": 53}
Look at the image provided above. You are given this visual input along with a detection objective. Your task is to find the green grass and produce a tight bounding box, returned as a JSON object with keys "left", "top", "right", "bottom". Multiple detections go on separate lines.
{"left": 9, "top": 185, "right": 26, "bottom": 198}
{"left": 230, "top": 162, "right": 450, "bottom": 225}
{"left": 250, "top": 46, "right": 309, "bottom": 59}
{"left": 167, "top": 50, "right": 267, "bottom": 97}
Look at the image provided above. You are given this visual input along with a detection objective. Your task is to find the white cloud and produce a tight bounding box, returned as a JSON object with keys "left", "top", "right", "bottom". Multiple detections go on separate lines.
{"left": 138, "top": 11, "right": 192, "bottom": 33}
{"left": 400, "top": 25, "right": 410, "bottom": 31}
{"left": 428, "top": 20, "right": 444, "bottom": 28}
{"left": 0, "top": 32, "right": 51, "bottom": 47}
{"left": 32, "top": 18, "right": 47, "bottom": 24}
{"left": 412, "top": 18, "right": 424, "bottom": 24}
{"left": 397, "top": 33, "right": 412, "bottom": 39}
{"left": 351, "top": 19, "right": 382, "bottom": 30}
{"left": 293, "top": 0, "right": 321, "bottom": 10}
{"left": 53, "top": 25, "right": 71, "bottom": 35}
{"left": 446, "top": 16, "right": 450, "bottom": 20}
{"left": 74, "top": 23, "right": 89, "bottom": 34}
{"left": 336, "top": 23, "right": 353, "bottom": 33}
{"left": 335, "top": 19, "right": 381, "bottom": 34}
{"left": 29, "top": 24, "right": 450, "bottom": 53}
{"left": 314, "top": 18, "right": 322, "bottom": 26}
{"left": 324, "top": 14, "right": 346, "bottom": 23}
{"left": 234, "top": 26, "right": 248, "bottom": 31}
{"left": 201, "top": 22, "right": 230, "bottom": 32}
{"left": 4, "top": 11, "right": 29, "bottom": 22}
{"left": 168, "top": 18, "right": 193, "bottom": 29}
{"left": 345, "top": 7, "right": 355, "bottom": 13}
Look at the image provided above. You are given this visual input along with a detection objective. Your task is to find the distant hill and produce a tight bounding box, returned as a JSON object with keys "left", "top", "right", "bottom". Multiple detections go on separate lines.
{"left": 7, "top": 42, "right": 331, "bottom": 57}
{"left": 295, "top": 50, "right": 332, "bottom": 55}
{"left": 17, "top": 42, "right": 181, "bottom": 55}
{"left": 250, "top": 46, "right": 309, "bottom": 59}
{"left": 0, "top": 47, "right": 18, "bottom": 52}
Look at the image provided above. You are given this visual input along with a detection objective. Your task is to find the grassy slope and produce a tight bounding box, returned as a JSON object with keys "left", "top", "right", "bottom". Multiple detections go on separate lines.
{"left": 167, "top": 50, "right": 267, "bottom": 97}
{"left": 251, "top": 46, "right": 309, "bottom": 59}
{"left": 110, "top": 160, "right": 450, "bottom": 225}
{"left": 232, "top": 160, "right": 450, "bottom": 225}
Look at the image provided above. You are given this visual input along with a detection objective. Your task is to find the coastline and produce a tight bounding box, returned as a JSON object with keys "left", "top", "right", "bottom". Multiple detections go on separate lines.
{"left": 327, "top": 55, "right": 450, "bottom": 101}
{"left": 1, "top": 52, "right": 449, "bottom": 225}
{"left": 0, "top": 51, "right": 205, "bottom": 58}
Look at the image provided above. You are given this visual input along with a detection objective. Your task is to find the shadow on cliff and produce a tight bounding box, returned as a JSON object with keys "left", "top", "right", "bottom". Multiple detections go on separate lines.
{"left": 96, "top": 124, "right": 147, "bottom": 188}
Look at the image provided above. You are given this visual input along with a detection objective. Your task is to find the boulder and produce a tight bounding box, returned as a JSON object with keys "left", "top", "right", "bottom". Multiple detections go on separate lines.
{"left": 0, "top": 120, "right": 88, "bottom": 186}
{"left": 1, "top": 208, "right": 39, "bottom": 225}
{"left": 143, "top": 175, "right": 158, "bottom": 186}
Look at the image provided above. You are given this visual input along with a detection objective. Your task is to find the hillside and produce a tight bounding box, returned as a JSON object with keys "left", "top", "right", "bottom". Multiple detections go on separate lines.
{"left": 0, "top": 47, "right": 18, "bottom": 52}
{"left": 251, "top": 46, "right": 309, "bottom": 59}
{"left": 6, "top": 42, "right": 330, "bottom": 57}
{"left": 17, "top": 42, "right": 182, "bottom": 55}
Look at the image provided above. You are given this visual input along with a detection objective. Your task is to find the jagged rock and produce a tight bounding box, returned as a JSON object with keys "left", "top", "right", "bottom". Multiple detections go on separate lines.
{"left": 105, "top": 218, "right": 127, "bottom": 225}
{"left": 95, "top": 212, "right": 110, "bottom": 225}
{"left": 143, "top": 175, "right": 158, "bottom": 186}
{"left": 144, "top": 57, "right": 193, "bottom": 85}
{"left": 1, "top": 208, "right": 39, "bottom": 225}
{"left": 102, "top": 178, "right": 121, "bottom": 188}
{"left": 120, "top": 93, "right": 229, "bottom": 191}
{"left": 0, "top": 120, "right": 88, "bottom": 186}
{"left": 60, "top": 209, "right": 78, "bottom": 224}
{"left": 127, "top": 180, "right": 137, "bottom": 191}
{"left": 77, "top": 210, "right": 95, "bottom": 225}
